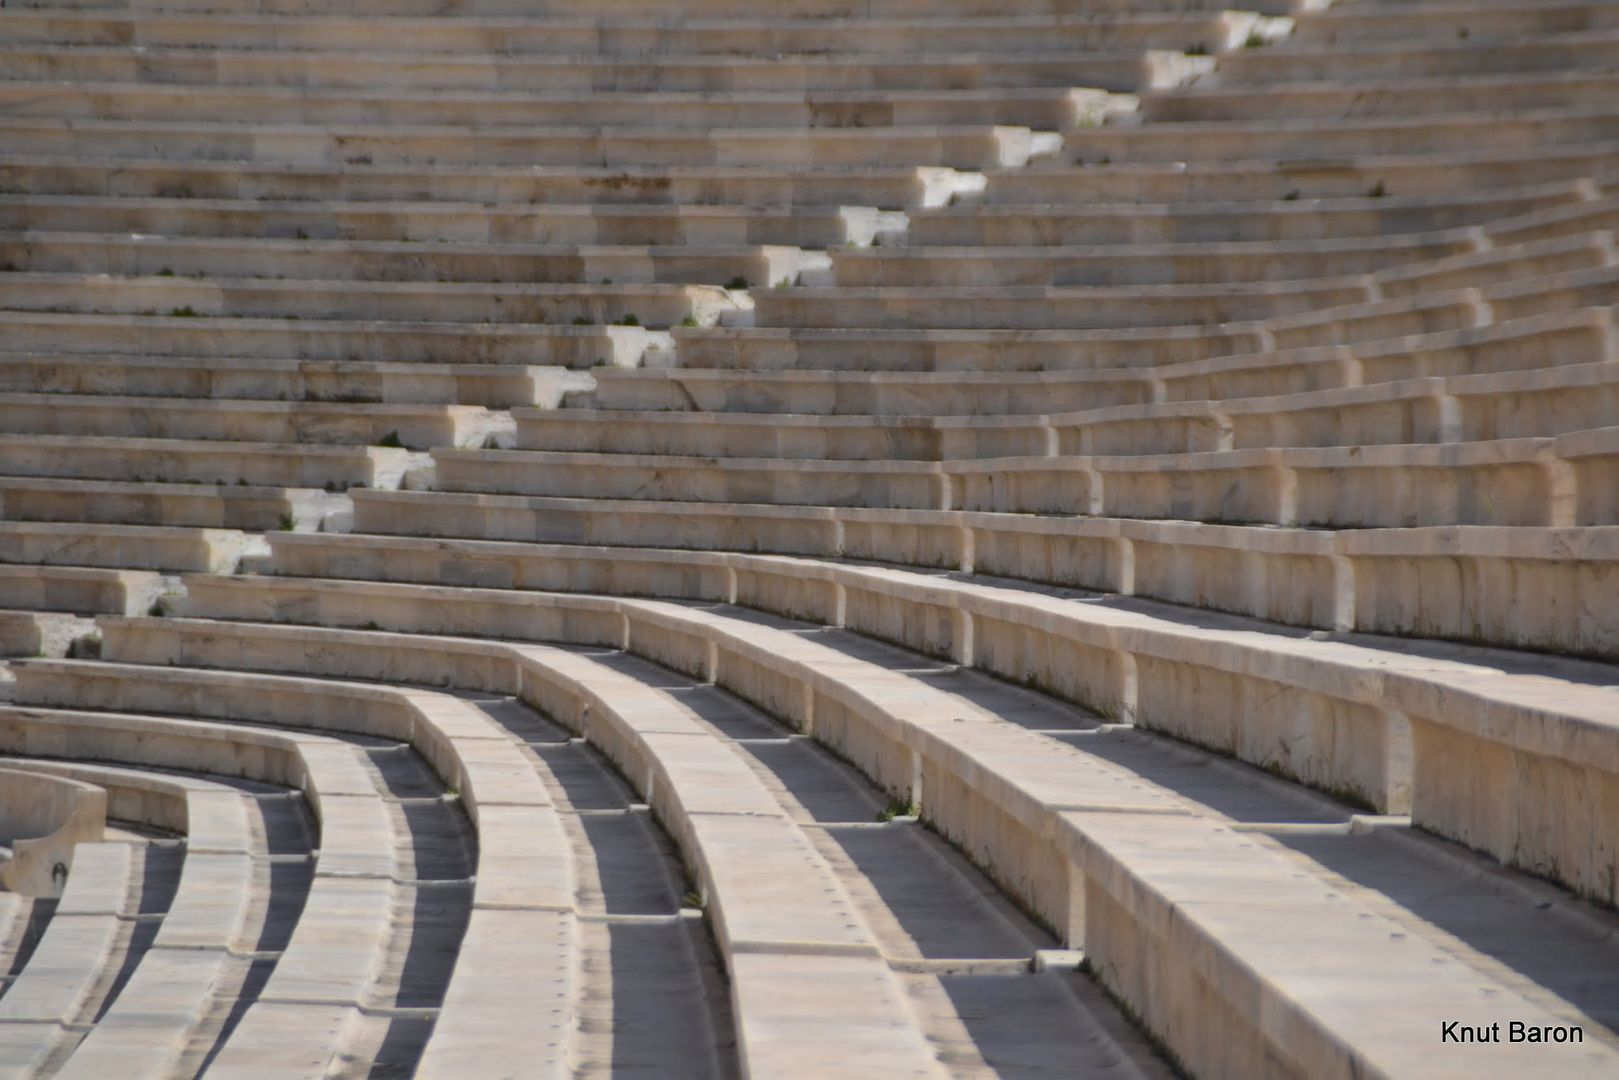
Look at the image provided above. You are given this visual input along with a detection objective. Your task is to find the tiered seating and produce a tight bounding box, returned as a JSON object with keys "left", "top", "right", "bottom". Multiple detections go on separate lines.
{"left": 83, "top": 579, "right": 1619, "bottom": 1076}
{"left": 0, "top": 662, "right": 484, "bottom": 1075}
{"left": 4, "top": 0, "right": 1619, "bottom": 1075}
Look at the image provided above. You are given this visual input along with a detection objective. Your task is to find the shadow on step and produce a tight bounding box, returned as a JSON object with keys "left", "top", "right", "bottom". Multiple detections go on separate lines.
{"left": 1274, "top": 827, "right": 1619, "bottom": 1042}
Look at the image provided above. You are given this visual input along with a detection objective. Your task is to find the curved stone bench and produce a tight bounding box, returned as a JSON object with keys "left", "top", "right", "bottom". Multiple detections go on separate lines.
{"left": 93, "top": 601, "right": 1619, "bottom": 1077}
{"left": 951, "top": 438, "right": 1578, "bottom": 528}
{"left": 6, "top": 760, "right": 263, "bottom": 1078}
{"left": 592, "top": 304, "right": 1610, "bottom": 410}
{"left": 1272, "top": 261, "right": 1619, "bottom": 349}
{"left": 0, "top": 702, "right": 403, "bottom": 1073}
{"left": 8, "top": 658, "right": 557, "bottom": 899}
{"left": 346, "top": 486, "right": 1619, "bottom": 649}
{"left": 1157, "top": 305, "right": 1613, "bottom": 402}
{"left": 177, "top": 542, "right": 1619, "bottom": 904}
{"left": 1047, "top": 363, "right": 1619, "bottom": 455}
{"left": 0, "top": 841, "right": 131, "bottom": 1074}
{"left": 5, "top": 658, "right": 573, "bottom": 1080}
{"left": 50, "top": 639, "right": 945, "bottom": 1074}
{"left": 0, "top": 768, "right": 104, "bottom": 898}
{"left": 674, "top": 267, "right": 1614, "bottom": 372}
{"left": 507, "top": 645, "right": 942, "bottom": 1078}
{"left": 433, "top": 429, "right": 1614, "bottom": 533}
{"left": 755, "top": 254, "right": 1619, "bottom": 336}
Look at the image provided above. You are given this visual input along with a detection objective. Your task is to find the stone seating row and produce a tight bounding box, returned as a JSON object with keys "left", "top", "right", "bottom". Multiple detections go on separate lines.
{"left": 0, "top": 840, "right": 133, "bottom": 1074}
{"left": 339, "top": 488, "right": 1619, "bottom": 656}
{"left": 837, "top": 229, "right": 1467, "bottom": 287}
{"left": 0, "top": 768, "right": 104, "bottom": 897}
{"left": 506, "top": 405, "right": 1581, "bottom": 482}
{"left": 0, "top": 117, "right": 1062, "bottom": 171}
{"left": 1215, "top": 24, "right": 1619, "bottom": 81}
{"left": 6, "top": 660, "right": 569, "bottom": 1080}
{"left": 1064, "top": 363, "right": 1619, "bottom": 453}
{"left": 1157, "top": 304, "right": 1613, "bottom": 401}
{"left": 0, "top": 194, "right": 907, "bottom": 249}
{"left": 0, "top": 433, "right": 414, "bottom": 490}
{"left": 986, "top": 139, "right": 1619, "bottom": 204}
{"left": 6, "top": 760, "right": 255, "bottom": 860}
{"left": 19, "top": 651, "right": 946, "bottom": 1074}
{"left": 0, "top": 44, "right": 1189, "bottom": 95}
{"left": 0, "top": 310, "right": 671, "bottom": 369}
{"left": 3, "top": 233, "right": 829, "bottom": 289}
{"left": 946, "top": 431, "right": 1619, "bottom": 528}
{"left": 0, "top": 668, "right": 478, "bottom": 1076}
{"left": 744, "top": 278, "right": 1366, "bottom": 331}
{"left": 0, "top": 9, "right": 1275, "bottom": 57}
{"left": 0, "top": 81, "right": 1125, "bottom": 133}
{"left": 0, "top": 521, "right": 259, "bottom": 574}
{"left": 0, "top": 394, "right": 506, "bottom": 450}
{"left": 0, "top": 272, "right": 742, "bottom": 330}
{"left": 0, "top": 354, "right": 594, "bottom": 409}
{"left": 11, "top": 240, "right": 1609, "bottom": 342}
{"left": 0, "top": 155, "right": 982, "bottom": 209}
{"left": 56, "top": 667, "right": 623, "bottom": 1075}
{"left": 472, "top": 648, "right": 945, "bottom": 1077}
{"left": 1, "top": 181, "right": 1588, "bottom": 262}
{"left": 671, "top": 296, "right": 1606, "bottom": 374}
{"left": 1146, "top": 69, "right": 1619, "bottom": 123}
{"left": 430, "top": 423, "right": 1618, "bottom": 527}
{"left": 12, "top": 0, "right": 1296, "bottom": 17}
{"left": 1293, "top": 0, "right": 1619, "bottom": 46}
{"left": 0, "top": 564, "right": 165, "bottom": 619}
{"left": 12, "top": 226, "right": 1610, "bottom": 347}
{"left": 102, "top": 587, "right": 1619, "bottom": 1078}
{"left": 1065, "top": 103, "right": 1619, "bottom": 166}
{"left": 2, "top": 759, "right": 267, "bottom": 1078}
{"left": 187, "top": 546, "right": 1619, "bottom": 906}
{"left": 0, "top": 478, "right": 343, "bottom": 535}
{"left": 588, "top": 305, "right": 1611, "bottom": 411}
{"left": 538, "top": 358, "right": 1619, "bottom": 457}
{"left": 749, "top": 258, "right": 1619, "bottom": 332}
{"left": 915, "top": 177, "right": 1596, "bottom": 245}
{"left": 843, "top": 206, "right": 1619, "bottom": 287}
